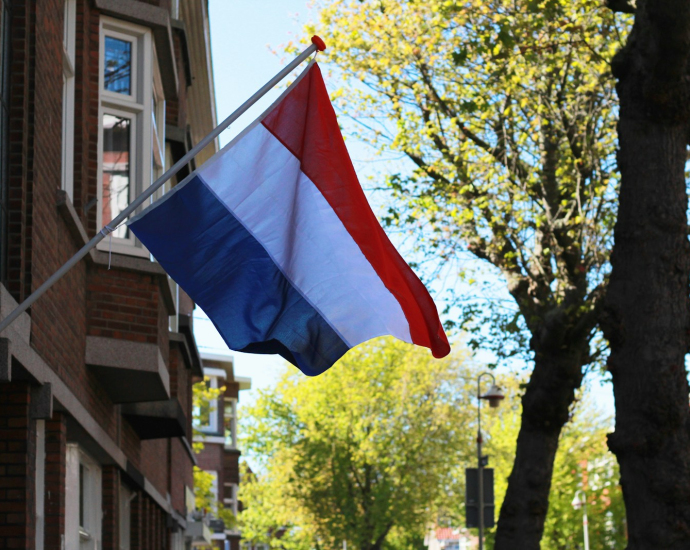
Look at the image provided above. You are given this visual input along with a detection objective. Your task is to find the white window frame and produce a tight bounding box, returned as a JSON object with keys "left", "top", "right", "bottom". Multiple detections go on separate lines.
{"left": 119, "top": 484, "right": 133, "bottom": 550}
{"left": 197, "top": 376, "right": 220, "bottom": 433}
{"left": 62, "top": 0, "right": 76, "bottom": 199}
{"left": 224, "top": 397, "right": 237, "bottom": 449}
{"left": 97, "top": 16, "right": 157, "bottom": 258}
{"left": 151, "top": 47, "right": 166, "bottom": 189}
{"left": 65, "top": 444, "right": 102, "bottom": 550}
{"left": 223, "top": 482, "right": 239, "bottom": 517}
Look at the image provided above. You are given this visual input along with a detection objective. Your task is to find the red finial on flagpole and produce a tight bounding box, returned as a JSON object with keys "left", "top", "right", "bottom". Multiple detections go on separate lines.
{"left": 311, "top": 35, "right": 327, "bottom": 52}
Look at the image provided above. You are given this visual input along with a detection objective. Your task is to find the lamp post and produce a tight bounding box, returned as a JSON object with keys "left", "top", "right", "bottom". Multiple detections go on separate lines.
{"left": 476, "top": 373, "right": 505, "bottom": 550}
{"left": 571, "top": 489, "right": 590, "bottom": 550}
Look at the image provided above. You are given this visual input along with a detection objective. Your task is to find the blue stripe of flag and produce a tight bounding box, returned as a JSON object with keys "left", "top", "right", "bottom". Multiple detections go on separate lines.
{"left": 130, "top": 175, "right": 349, "bottom": 376}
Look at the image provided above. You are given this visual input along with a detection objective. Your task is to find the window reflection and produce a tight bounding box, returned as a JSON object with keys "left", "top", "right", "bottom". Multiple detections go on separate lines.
{"left": 104, "top": 36, "right": 131, "bottom": 94}
{"left": 102, "top": 114, "right": 131, "bottom": 239}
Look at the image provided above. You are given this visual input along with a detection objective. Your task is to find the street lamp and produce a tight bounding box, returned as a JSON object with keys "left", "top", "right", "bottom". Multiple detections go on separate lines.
{"left": 477, "top": 373, "right": 505, "bottom": 550}
{"left": 571, "top": 489, "right": 590, "bottom": 550}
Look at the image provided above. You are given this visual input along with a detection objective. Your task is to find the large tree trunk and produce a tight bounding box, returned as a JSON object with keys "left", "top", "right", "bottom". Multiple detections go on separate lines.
{"left": 494, "top": 343, "right": 586, "bottom": 549}
{"left": 603, "top": 1, "right": 690, "bottom": 546}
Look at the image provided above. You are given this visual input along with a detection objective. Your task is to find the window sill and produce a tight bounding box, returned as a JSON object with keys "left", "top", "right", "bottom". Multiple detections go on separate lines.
{"left": 57, "top": 190, "right": 176, "bottom": 315}
{"left": 95, "top": 238, "right": 151, "bottom": 260}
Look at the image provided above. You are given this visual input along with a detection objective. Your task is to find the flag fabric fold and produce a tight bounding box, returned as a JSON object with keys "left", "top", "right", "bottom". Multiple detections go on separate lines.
{"left": 129, "top": 61, "right": 450, "bottom": 376}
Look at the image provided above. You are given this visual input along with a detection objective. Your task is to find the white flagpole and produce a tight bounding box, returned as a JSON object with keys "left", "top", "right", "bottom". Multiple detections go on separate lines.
{"left": 0, "top": 36, "right": 326, "bottom": 335}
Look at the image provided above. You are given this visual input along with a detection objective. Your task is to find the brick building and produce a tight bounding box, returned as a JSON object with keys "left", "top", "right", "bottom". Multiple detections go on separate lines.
{"left": 0, "top": 0, "right": 221, "bottom": 548}
{"left": 194, "top": 352, "right": 251, "bottom": 550}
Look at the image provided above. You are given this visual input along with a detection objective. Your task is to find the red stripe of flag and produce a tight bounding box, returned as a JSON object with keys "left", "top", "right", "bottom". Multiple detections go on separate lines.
{"left": 262, "top": 63, "right": 450, "bottom": 358}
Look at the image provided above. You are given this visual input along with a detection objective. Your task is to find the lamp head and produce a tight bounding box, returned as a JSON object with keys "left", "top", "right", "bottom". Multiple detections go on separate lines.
{"left": 480, "top": 384, "right": 505, "bottom": 408}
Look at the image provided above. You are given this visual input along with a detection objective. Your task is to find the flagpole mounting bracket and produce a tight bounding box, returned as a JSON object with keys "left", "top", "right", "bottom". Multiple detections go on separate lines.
{"left": 311, "top": 35, "right": 327, "bottom": 52}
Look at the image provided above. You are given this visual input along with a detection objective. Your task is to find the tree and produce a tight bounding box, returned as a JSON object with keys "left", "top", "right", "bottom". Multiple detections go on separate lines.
{"left": 240, "top": 338, "right": 476, "bottom": 550}
{"left": 239, "top": 345, "right": 626, "bottom": 550}
{"left": 299, "top": 0, "right": 630, "bottom": 546}
{"left": 600, "top": 0, "right": 690, "bottom": 546}
{"left": 482, "top": 378, "right": 627, "bottom": 549}
{"left": 238, "top": 462, "right": 317, "bottom": 550}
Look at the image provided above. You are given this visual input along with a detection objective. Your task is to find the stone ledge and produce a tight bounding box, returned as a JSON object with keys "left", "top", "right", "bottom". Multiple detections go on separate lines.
{"left": 86, "top": 336, "right": 170, "bottom": 403}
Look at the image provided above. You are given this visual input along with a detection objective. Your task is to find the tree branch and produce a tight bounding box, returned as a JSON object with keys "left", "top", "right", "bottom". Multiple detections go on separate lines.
{"left": 606, "top": 0, "right": 636, "bottom": 14}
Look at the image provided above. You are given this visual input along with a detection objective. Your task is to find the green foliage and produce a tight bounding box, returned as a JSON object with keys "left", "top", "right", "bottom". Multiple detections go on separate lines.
{"left": 481, "top": 378, "right": 626, "bottom": 549}
{"left": 298, "top": 0, "right": 631, "bottom": 367}
{"left": 237, "top": 463, "right": 316, "bottom": 550}
{"left": 191, "top": 378, "right": 237, "bottom": 532}
{"left": 238, "top": 342, "right": 625, "bottom": 549}
{"left": 239, "top": 338, "right": 476, "bottom": 550}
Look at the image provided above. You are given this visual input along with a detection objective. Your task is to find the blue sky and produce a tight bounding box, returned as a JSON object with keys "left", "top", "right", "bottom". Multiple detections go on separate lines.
{"left": 195, "top": 0, "right": 615, "bottom": 418}
{"left": 194, "top": 1, "right": 316, "bottom": 397}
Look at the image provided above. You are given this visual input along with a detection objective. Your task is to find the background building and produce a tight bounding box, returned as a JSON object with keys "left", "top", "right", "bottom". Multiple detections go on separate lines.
{"left": 425, "top": 527, "right": 475, "bottom": 550}
{"left": 0, "top": 0, "right": 221, "bottom": 548}
{"left": 194, "top": 352, "right": 251, "bottom": 550}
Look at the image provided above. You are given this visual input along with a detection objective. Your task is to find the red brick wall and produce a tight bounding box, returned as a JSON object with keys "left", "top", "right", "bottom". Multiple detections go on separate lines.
{"left": 87, "top": 267, "right": 163, "bottom": 344}
{"left": 7, "top": 0, "right": 34, "bottom": 302}
{"left": 168, "top": 28, "right": 189, "bottom": 130}
{"left": 141, "top": 438, "right": 169, "bottom": 497}
{"left": 2, "top": 1, "right": 204, "bottom": 547}
{"left": 29, "top": 0, "right": 88, "bottom": 389}
{"left": 224, "top": 450, "right": 241, "bottom": 486}
{"left": 196, "top": 442, "right": 223, "bottom": 474}
{"left": 228, "top": 535, "right": 241, "bottom": 550}
{"left": 130, "top": 490, "right": 170, "bottom": 550}
{"left": 169, "top": 346, "right": 192, "bottom": 429}
{"left": 169, "top": 438, "right": 192, "bottom": 515}
{"left": 158, "top": 285, "right": 171, "bottom": 364}
{"left": 0, "top": 382, "right": 36, "bottom": 549}
{"left": 75, "top": 0, "right": 101, "bottom": 235}
{"left": 102, "top": 465, "right": 120, "bottom": 550}
{"left": 121, "top": 418, "right": 142, "bottom": 469}
{"left": 44, "top": 413, "right": 66, "bottom": 550}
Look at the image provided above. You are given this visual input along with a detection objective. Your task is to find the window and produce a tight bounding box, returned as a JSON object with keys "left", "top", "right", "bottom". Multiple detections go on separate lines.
{"left": 66, "top": 445, "right": 102, "bottom": 550}
{"left": 224, "top": 398, "right": 237, "bottom": 449}
{"left": 62, "top": 0, "right": 76, "bottom": 199}
{"left": 194, "top": 376, "right": 219, "bottom": 432}
{"left": 98, "top": 17, "right": 164, "bottom": 257}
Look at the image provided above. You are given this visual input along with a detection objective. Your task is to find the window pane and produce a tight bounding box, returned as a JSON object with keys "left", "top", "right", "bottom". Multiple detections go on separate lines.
{"left": 102, "top": 114, "right": 131, "bottom": 239}
{"left": 104, "top": 36, "right": 132, "bottom": 94}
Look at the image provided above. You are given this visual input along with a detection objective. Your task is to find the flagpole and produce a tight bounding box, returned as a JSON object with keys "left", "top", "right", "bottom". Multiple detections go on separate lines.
{"left": 0, "top": 36, "right": 326, "bottom": 335}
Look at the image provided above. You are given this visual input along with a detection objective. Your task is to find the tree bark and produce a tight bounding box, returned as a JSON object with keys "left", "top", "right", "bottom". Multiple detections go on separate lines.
{"left": 603, "top": 1, "right": 690, "bottom": 546}
{"left": 494, "top": 342, "right": 587, "bottom": 549}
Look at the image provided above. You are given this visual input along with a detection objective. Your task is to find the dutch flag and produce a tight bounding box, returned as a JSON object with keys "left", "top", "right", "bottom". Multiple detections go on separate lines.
{"left": 129, "top": 62, "right": 450, "bottom": 376}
